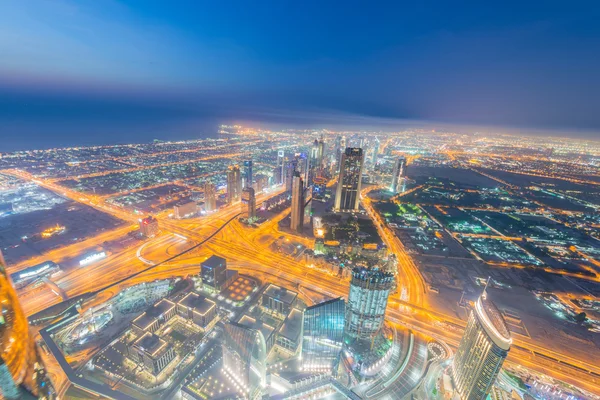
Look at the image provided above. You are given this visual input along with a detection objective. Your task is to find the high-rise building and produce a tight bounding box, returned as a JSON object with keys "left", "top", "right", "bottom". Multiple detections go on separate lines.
{"left": 317, "top": 138, "right": 326, "bottom": 171}
{"left": 277, "top": 150, "right": 285, "bottom": 185}
{"left": 345, "top": 267, "right": 394, "bottom": 341}
{"left": 334, "top": 148, "right": 364, "bottom": 212}
{"left": 222, "top": 322, "right": 267, "bottom": 399}
{"left": 390, "top": 156, "right": 406, "bottom": 193}
{"left": 452, "top": 290, "right": 512, "bottom": 400}
{"left": 243, "top": 160, "right": 253, "bottom": 188}
{"left": 285, "top": 158, "right": 298, "bottom": 191}
{"left": 0, "top": 250, "right": 56, "bottom": 399}
{"left": 201, "top": 255, "right": 227, "bottom": 291}
{"left": 302, "top": 298, "right": 346, "bottom": 373}
{"left": 290, "top": 171, "right": 305, "bottom": 232}
{"left": 272, "top": 166, "right": 282, "bottom": 187}
{"left": 204, "top": 181, "right": 217, "bottom": 212}
{"left": 242, "top": 187, "right": 256, "bottom": 220}
{"left": 227, "top": 165, "right": 242, "bottom": 204}
{"left": 371, "top": 137, "right": 380, "bottom": 165}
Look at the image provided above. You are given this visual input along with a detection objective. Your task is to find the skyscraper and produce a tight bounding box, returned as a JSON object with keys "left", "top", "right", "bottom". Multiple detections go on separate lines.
{"left": 290, "top": 171, "right": 305, "bottom": 232}
{"left": 204, "top": 181, "right": 217, "bottom": 212}
{"left": 452, "top": 291, "right": 512, "bottom": 400}
{"left": 371, "top": 137, "right": 380, "bottom": 165}
{"left": 243, "top": 160, "right": 253, "bottom": 188}
{"left": 277, "top": 150, "right": 285, "bottom": 185}
{"left": 317, "top": 138, "right": 325, "bottom": 171}
{"left": 222, "top": 322, "right": 267, "bottom": 399}
{"left": 0, "top": 250, "right": 55, "bottom": 399}
{"left": 285, "top": 158, "right": 298, "bottom": 191}
{"left": 241, "top": 186, "right": 256, "bottom": 220}
{"left": 334, "top": 148, "right": 364, "bottom": 212}
{"left": 227, "top": 165, "right": 242, "bottom": 204}
{"left": 390, "top": 156, "right": 406, "bottom": 193}
{"left": 302, "top": 298, "right": 346, "bottom": 373}
{"left": 345, "top": 267, "right": 394, "bottom": 341}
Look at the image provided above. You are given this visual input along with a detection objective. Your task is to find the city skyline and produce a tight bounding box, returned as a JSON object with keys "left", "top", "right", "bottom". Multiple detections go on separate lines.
{"left": 1, "top": 1, "right": 600, "bottom": 150}
{"left": 2, "top": 2, "right": 600, "bottom": 399}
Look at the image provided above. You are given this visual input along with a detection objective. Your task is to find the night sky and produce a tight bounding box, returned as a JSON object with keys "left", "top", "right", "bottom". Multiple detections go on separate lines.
{"left": 1, "top": 1, "right": 599, "bottom": 150}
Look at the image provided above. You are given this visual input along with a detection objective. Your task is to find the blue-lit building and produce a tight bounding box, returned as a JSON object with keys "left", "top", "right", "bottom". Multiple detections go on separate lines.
{"left": 201, "top": 255, "right": 227, "bottom": 291}
{"left": 301, "top": 297, "right": 345, "bottom": 374}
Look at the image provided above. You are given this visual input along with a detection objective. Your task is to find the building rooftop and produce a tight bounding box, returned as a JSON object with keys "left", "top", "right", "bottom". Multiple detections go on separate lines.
{"left": 263, "top": 284, "right": 298, "bottom": 306}
{"left": 201, "top": 255, "right": 226, "bottom": 270}
{"left": 132, "top": 299, "right": 175, "bottom": 331}
{"left": 279, "top": 308, "right": 303, "bottom": 342}
{"left": 477, "top": 294, "right": 512, "bottom": 350}
{"left": 133, "top": 332, "right": 169, "bottom": 358}
{"left": 178, "top": 292, "right": 216, "bottom": 315}
{"left": 239, "top": 315, "right": 275, "bottom": 342}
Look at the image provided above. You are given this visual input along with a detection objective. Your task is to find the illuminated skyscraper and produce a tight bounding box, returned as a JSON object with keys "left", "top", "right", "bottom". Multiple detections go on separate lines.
{"left": 277, "top": 150, "right": 285, "bottom": 185}
{"left": 241, "top": 186, "right": 256, "bottom": 220}
{"left": 371, "top": 137, "right": 380, "bottom": 165}
{"left": 204, "top": 181, "right": 217, "bottom": 212}
{"left": 345, "top": 267, "right": 394, "bottom": 341}
{"left": 0, "top": 250, "right": 55, "bottom": 399}
{"left": 302, "top": 298, "right": 345, "bottom": 373}
{"left": 290, "top": 171, "right": 305, "bottom": 232}
{"left": 243, "top": 159, "right": 253, "bottom": 188}
{"left": 317, "top": 138, "right": 326, "bottom": 171}
{"left": 452, "top": 290, "right": 512, "bottom": 400}
{"left": 390, "top": 156, "right": 406, "bottom": 193}
{"left": 334, "top": 148, "right": 364, "bottom": 212}
{"left": 222, "top": 322, "right": 267, "bottom": 399}
{"left": 227, "top": 165, "right": 242, "bottom": 203}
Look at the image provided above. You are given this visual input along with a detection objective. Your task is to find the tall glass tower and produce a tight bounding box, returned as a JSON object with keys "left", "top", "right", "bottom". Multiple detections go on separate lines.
{"left": 0, "top": 250, "right": 55, "bottom": 399}
{"left": 452, "top": 290, "right": 512, "bottom": 400}
{"left": 302, "top": 298, "right": 345, "bottom": 374}
{"left": 334, "top": 148, "right": 364, "bottom": 212}
{"left": 345, "top": 267, "right": 394, "bottom": 341}
{"left": 227, "top": 165, "right": 242, "bottom": 203}
{"left": 390, "top": 156, "right": 406, "bottom": 193}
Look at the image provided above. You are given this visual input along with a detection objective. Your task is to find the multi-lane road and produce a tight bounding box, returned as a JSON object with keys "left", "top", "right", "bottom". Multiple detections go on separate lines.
{"left": 10, "top": 172, "right": 600, "bottom": 396}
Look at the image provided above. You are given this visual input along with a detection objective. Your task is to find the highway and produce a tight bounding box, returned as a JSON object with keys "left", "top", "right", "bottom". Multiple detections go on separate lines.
{"left": 9, "top": 171, "right": 600, "bottom": 396}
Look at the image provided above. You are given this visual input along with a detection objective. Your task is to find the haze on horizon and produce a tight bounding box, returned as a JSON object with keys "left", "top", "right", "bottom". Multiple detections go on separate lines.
{"left": 1, "top": 0, "right": 599, "bottom": 151}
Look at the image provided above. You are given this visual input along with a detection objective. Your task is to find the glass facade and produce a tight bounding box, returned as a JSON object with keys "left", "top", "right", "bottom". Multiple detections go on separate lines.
{"left": 334, "top": 148, "right": 364, "bottom": 212}
{"left": 345, "top": 267, "right": 394, "bottom": 341}
{"left": 302, "top": 297, "right": 345, "bottom": 373}
{"left": 201, "top": 255, "right": 227, "bottom": 290}
{"left": 452, "top": 294, "right": 511, "bottom": 400}
{"left": 222, "top": 322, "right": 266, "bottom": 398}
{"left": 390, "top": 156, "right": 406, "bottom": 193}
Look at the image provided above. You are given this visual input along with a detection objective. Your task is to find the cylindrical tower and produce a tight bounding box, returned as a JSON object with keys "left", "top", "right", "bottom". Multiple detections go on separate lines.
{"left": 345, "top": 267, "right": 394, "bottom": 341}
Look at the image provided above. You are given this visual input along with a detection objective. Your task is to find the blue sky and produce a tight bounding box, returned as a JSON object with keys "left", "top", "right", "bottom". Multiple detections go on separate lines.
{"left": 1, "top": 1, "right": 599, "bottom": 150}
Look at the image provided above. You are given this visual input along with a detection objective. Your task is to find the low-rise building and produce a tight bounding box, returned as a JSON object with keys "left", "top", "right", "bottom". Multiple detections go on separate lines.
{"left": 128, "top": 332, "right": 176, "bottom": 375}
{"left": 176, "top": 292, "right": 217, "bottom": 329}
{"left": 132, "top": 299, "right": 176, "bottom": 335}
{"left": 174, "top": 200, "right": 198, "bottom": 219}
{"left": 139, "top": 216, "right": 160, "bottom": 238}
{"left": 276, "top": 308, "right": 303, "bottom": 355}
{"left": 261, "top": 284, "right": 298, "bottom": 317}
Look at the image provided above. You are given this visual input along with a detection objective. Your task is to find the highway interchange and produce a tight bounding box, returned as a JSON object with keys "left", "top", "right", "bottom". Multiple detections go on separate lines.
{"left": 6, "top": 167, "right": 600, "bottom": 397}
